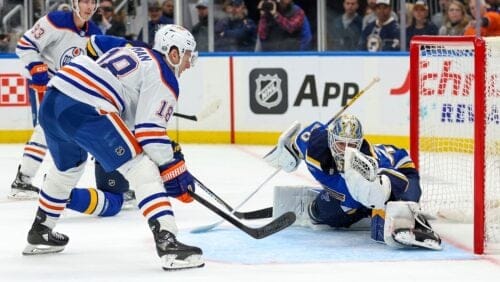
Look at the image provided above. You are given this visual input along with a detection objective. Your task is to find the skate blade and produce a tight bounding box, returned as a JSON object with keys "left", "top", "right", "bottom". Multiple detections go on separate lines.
{"left": 121, "top": 201, "right": 137, "bottom": 210}
{"left": 8, "top": 190, "right": 38, "bottom": 200}
{"left": 393, "top": 231, "right": 442, "bottom": 251}
{"left": 22, "top": 244, "right": 65, "bottom": 255}
{"left": 161, "top": 254, "right": 204, "bottom": 271}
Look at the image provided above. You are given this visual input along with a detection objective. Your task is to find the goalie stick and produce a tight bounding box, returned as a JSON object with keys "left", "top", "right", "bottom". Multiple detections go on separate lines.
{"left": 189, "top": 190, "right": 296, "bottom": 239}
{"left": 191, "top": 77, "right": 382, "bottom": 228}
{"left": 190, "top": 169, "right": 280, "bottom": 233}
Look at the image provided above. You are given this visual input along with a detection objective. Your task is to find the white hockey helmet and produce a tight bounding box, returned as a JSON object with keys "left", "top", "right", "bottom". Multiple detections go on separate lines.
{"left": 153, "top": 24, "right": 198, "bottom": 77}
{"left": 71, "top": 0, "right": 100, "bottom": 21}
{"left": 327, "top": 114, "right": 364, "bottom": 171}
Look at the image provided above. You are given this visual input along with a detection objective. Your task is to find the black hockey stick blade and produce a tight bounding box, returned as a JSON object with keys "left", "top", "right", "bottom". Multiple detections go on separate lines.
{"left": 234, "top": 207, "right": 273, "bottom": 220}
{"left": 189, "top": 191, "right": 295, "bottom": 239}
{"left": 173, "top": 112, "right": 197, "bottom": 121}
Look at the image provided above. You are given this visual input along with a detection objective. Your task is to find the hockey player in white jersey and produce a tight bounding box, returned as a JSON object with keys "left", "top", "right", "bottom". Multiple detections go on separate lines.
{"left": 265, "top": 115, "right": 442, "bottom": 250}
{"left": 22, "top": 24, "right": 204, "bottom": 270}
{"left": 11, "top": 0, "right": 102, "bottom": 199}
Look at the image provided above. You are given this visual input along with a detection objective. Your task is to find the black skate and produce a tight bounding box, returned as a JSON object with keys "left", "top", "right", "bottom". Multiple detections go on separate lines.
{"left": 9, "top": 165, "right": 40, "bottom": 200}
{"left": 122, "top": 190, "right": 136, "bottom": 210}
{"left": 149, "top": 219, "right": 204, "bottom": 270}
{"left": 392, "top": 213, "right": 442, "bottom": 251}
{"left": 22, "top": 210, "right": 69, "bottom": 255}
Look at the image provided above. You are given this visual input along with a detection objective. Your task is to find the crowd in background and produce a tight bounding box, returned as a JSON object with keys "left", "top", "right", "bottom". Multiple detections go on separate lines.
{"left": 1, "top": 0, "right": 500, "bottom": 53}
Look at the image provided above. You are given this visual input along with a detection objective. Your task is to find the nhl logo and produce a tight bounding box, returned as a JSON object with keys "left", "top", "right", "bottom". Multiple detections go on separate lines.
{"left": 115, "top": 146, "right": 125, "bottom": 156}
{"left": 249, "top": 68, "right": 288, "bottom": 114}
{"left": 255, "top": 74, "right": 282, "bottom": 109}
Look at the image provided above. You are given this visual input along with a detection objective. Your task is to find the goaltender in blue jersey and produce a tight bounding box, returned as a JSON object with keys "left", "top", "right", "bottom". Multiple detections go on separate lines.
{"left": 264, "top": 114, "right": 442, "bottom": 250}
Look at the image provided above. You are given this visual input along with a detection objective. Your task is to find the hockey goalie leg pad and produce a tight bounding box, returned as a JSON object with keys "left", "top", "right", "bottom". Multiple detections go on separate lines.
{"left": 273, "top": 186, "right": 319, "bottom": 227}
{"left": 384, "top": 201, "right": 442, "bottom": 250}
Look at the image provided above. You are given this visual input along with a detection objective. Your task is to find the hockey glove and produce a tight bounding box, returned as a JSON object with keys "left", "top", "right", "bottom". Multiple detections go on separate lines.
{"left": 27, "top": 61, "right": 49, "bottom": 94}
{"left": 263, "top": 121, "right": 302, "bottom": 172}
{"left": 160, "top": 159, "right": 194, "bottom": 203}
{"left": 344, "top": 147, "right": 391, "bottom": 209}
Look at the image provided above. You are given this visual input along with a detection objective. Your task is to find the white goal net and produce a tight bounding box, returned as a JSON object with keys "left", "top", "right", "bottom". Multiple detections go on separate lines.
{"left": 409, "top": 36, "right": 500, "bottom": 254}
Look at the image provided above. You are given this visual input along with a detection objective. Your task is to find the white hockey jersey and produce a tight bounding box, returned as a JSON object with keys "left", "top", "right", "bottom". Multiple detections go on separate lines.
{"left": 16, "top": 11, "right": 101, "bottom": 78}
{"left": 48, "top": 47, "right": 180, "bottom": 166}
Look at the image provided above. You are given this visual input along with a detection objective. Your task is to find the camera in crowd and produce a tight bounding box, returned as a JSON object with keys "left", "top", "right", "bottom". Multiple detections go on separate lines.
{"left": 260, "top": 0, "right": 279, "bottom": 13}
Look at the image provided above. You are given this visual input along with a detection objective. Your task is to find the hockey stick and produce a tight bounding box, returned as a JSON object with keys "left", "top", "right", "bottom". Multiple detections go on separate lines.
{"left": 196, "top": 77, "right": 381, "bottom": 221}
{"left": 189, "top": 190, "right": 296, "bottom": 239}
{"left": 326, "top": 76, "right": 380, "bottom": 126}
{"left": 234, "top": 206, "right": 273, "bottom": 220}
{"left": 190, "top": 177, "right": 272, "bottom": 220}
{"left": 173, "top": 97, "right": 222, "bottom": 121}
{"left": 190, "top": 168, "right": 281, "bottom": 233}
{"left": 172, "top": 112, "right": 198, "bottom": 121}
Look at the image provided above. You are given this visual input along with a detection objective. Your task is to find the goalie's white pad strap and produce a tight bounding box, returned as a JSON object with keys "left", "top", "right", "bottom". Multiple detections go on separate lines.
{"left": 264, "top": 121, "right": 301, "bottom": 173}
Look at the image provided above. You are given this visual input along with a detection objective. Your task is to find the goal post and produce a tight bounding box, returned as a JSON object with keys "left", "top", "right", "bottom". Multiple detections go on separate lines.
{"left": 409, "top": 36, "right": 499, "bottom": 254}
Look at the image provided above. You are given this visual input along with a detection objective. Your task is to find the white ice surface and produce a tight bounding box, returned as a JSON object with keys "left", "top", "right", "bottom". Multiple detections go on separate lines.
{"left": 0, "top": 144, "right": 499, "bottom": 282}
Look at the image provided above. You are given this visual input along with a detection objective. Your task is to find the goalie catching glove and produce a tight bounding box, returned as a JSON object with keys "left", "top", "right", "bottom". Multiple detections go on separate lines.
{"left": 160, "top": 142, "right": 195, "bottom": 203}
{"left": 264, "top": 121, "right": 302, "bottom": 172}
{"left": 343, "top": 147, "right": 391, "bottom": 209}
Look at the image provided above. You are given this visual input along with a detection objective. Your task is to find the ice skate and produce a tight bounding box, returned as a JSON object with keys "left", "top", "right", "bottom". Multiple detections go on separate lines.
{"left": 122, "top": 190, "right": 136, "bottom": 210}
{"left": 392, "top": 213, "right": 442, "bottom": 251}
{"left": 22, "top": 210, "right": 68, "bottom": 255}
{"left": 9, "top": 165, "right": 40, "bottom": 200}
{"left": 149, "top": 219, "right": 204, "bottom": 270}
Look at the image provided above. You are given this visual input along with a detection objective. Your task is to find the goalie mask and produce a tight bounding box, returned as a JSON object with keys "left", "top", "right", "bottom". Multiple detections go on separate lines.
{"left": 153, "top": 24, "right": 198, "bottom": 78}
{"left": 327, "top": 114, "right": 363, "bottom": 172}
{"left": 71, "top": 0, "right": 100, "bottom": 21}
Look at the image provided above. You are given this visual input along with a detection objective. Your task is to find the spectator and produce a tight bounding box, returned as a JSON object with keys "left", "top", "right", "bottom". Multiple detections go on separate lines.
{"left": 145, "top": 0, "right": 172, "bottom": 45}
{"left": 359, "top": 0, "right": 400, "bottom": 52}
{"left": 485, "top": 0, "right": 500, "bottom": 12}
{"left": 215, "top": 0, "right": 256, "bottom": 51}
{"left": 464, "top": 0, "right": 500, "bottom": 36}
{"left": 257, "top": 0, "right": 312, "bottom": 51}
{"left": 431, "top": 0, "right": 450, "bottom": 28}
{"left": 0, "top": 33, "right": 10, "bottom": 53}
{"left": 406, "top": 0, "right": 438, "bottom": 50}
{"left": 327, "top": 0, "right": 362, "bottom": 51}
{"left": 92, "top": 0, "right": 127, "bottom": 37}
{"left": 162, "top": 0, "right": 174, "bottom": 23}
{"left": 438, "top": 0, "right": 470, "bottom": 36}
{"left": 192, "top": 0, "right": 209, "bottom": 52}
{"left": 401, "top": 3, "right": 414, "bottom": 28}
{"left": 362, "top": 0, "right": 398, "bottom": 30}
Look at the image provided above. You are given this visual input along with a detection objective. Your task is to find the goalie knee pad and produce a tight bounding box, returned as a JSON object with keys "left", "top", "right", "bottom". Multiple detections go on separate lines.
{"left": 384, "top": 201, "right": 442, "bottom": 250}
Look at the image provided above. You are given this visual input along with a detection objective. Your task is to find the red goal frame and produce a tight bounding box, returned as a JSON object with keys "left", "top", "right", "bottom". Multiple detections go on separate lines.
{"left": 409, "top": 36, "right": 486, "bottom": 254}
